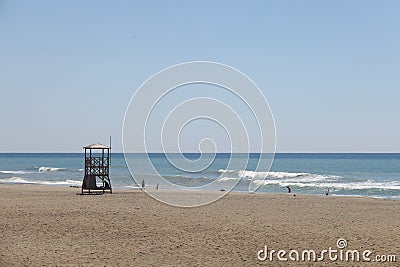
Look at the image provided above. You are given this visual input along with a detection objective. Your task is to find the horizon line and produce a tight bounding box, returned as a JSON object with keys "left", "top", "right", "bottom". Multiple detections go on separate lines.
{"left": 1, "top": 151, "right": 400, "bottom": 154}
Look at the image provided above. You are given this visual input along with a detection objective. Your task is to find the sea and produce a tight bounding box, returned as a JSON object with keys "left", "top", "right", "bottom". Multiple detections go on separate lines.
{"left": 1, "top": 153, "right": 400, "bottom": 200}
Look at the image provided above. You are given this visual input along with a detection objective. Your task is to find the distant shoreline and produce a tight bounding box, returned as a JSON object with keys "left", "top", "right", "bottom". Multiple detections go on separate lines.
{"left": 1, "top": 152, "right": 400, "bottom": 154}
{"left": 1, "top": 183, "right": 400, "bottom": 202}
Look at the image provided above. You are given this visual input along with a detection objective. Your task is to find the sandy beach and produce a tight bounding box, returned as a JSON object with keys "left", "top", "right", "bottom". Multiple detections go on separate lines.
{"left": 0, "top": 184, "right": 399, "bottom": 266}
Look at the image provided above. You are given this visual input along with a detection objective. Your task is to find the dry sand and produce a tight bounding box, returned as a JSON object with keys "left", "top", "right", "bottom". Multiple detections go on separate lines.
{"left": 0, "top": 184, "right": 399, "bottom": 266}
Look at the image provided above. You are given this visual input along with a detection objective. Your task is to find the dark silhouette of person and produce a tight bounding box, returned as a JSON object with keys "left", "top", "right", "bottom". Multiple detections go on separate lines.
{"left": 286, "top": 186, "right": 291, "bottom": 193}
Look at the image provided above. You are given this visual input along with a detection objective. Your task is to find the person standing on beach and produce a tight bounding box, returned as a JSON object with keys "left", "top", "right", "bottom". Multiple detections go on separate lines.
{"left": 325, "top": 189, "right": 330, "bottom": 196}
{"left": 141, "top": 179, "right": 145, "bottom": 189}
{"left": 286, "top": 186, "right": 291, "bottom": 193}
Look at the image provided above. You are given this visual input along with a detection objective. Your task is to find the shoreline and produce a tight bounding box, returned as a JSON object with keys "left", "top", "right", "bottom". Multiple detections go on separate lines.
{"left": 2, "top": 182, "right": 400, "bottom": 202}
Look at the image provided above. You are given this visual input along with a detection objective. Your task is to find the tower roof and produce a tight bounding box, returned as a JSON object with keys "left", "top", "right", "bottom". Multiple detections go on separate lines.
{"left": 83, "top": 143, "right": 110, "bottom": 149}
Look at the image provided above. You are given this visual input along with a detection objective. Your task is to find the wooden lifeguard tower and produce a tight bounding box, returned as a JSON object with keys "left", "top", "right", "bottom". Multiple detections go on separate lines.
{"left": 81, "top": 143, "right": 112, "bottom": 194}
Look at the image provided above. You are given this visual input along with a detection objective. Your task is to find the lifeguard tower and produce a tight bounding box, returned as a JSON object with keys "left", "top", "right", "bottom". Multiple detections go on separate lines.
{"left": 81, "top": 143, "right": 112, "bottom": 194}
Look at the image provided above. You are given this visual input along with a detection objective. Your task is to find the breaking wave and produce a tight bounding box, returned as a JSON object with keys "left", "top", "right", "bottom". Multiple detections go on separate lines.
{"left": 0, "top": 177, "right": 81, "bottom": 186}
{"left": 38, "top": 166, "right": 68, "bottom": 172}
{"left": 218, "top": 169, "right": 310, "bottom": 179}
{"left": 215, "top": 169, "right": 400, "bottom": 192}
{"left": 0, "top": 170, "right": 29, "bottom": 174}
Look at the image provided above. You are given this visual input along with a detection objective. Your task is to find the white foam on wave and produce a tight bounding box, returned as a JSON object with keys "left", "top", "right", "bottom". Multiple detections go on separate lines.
{"left": 283, "top": 174, "right": 340, "bottom": 183}
{"left": 218, "top": 169, "right": 235, "bottom": 174}
{"left": 0, "top": 177, "right": 33, "bottom": 184}
{"left": 38, "top": 166, "right": 67, "bottom": 172}
{"left": 251, "top": 179, "right": 400, "bottom": 191}
{"left": 218, "top": 169, "right": 310, "bottom": 179}
{"left": 218, "top": 177, "right": 239, "bottom": 182}
{"left": 218, "top": 170, "right": 339, "bottom": 184}
{"left": 238, "top": 170, "right": 309, "bottom": 179}
{"left": 0, "top": 176, "right": 81, "bottom": 186}
{"left": 218, "top": 171, "right": 339, "bottom": 184}
{"left": 45, "top": 179, "right": 82, "bottom": 186}
{"left": 0, "top": 170, "right": 29, "bottom": 174}
{"left": 268, "top": 171, "right": 310, "bottom": 179}
{"left": 294, "top": 180, "right": 400, "bottom": 190}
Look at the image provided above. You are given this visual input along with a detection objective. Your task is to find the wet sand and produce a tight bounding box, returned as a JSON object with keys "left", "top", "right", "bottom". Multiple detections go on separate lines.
{"left": 0, "top": 184, "right": 399, "bottom": 266}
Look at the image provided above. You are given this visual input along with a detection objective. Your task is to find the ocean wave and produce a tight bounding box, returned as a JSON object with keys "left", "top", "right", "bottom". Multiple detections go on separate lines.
{"left": 282, "top": 174, "right": 341, "bottom": 183}
{"left": 218, "top": 177, "right": 239, "bottom": 182}
{"left": 251, "top": 179, "right": 400, "bottom": 191}
{"left": 0, "top": 177, "right": 81, "bottom": 186}
{"left": 0, "top": 170, "right": 29, "bottom": 174}
{"left": 217, "top": 169, "right": 310, "bottom": 179}
{"left": 267, "top": 171, "right": 309, "bottom": 179}
{"left": 250, "top": 174, "right": 337, "bottom": 186}
{"left": 218, "top": 169, "right": 236, "bottom": 174}
{"left": 218, "top": 172, "right": 339, "bottom": 184}
{"left": 238, "top": 170, "right": 308, "bottom": 179}
{"left": 2, "top": 167, "right": 82, "bottom": 174}
{"left": 38, "top": 166, "right": 67, "bottom": 172}
{"left": 163, "top": 175, "right": 212, "bottom": 181}
{"left": 292, "top": 181, "right": 400, "bottom": 191}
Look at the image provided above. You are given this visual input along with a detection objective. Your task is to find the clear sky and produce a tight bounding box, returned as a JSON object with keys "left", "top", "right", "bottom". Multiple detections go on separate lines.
{"left": 0, "top": 0, "right": 399, "bottom": 152}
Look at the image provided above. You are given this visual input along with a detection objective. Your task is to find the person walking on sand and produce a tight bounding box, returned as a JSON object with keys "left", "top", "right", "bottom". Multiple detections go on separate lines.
{"left": 141, "top": 179, "right": 145, "bottom": 189}
{"left": 286, "top": 186, "right": 291, "bottom": 193}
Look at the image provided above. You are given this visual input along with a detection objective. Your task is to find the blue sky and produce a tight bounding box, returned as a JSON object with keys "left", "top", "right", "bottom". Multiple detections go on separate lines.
{"left": 0, "top": 0, "right": 399, "bottom": 152}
